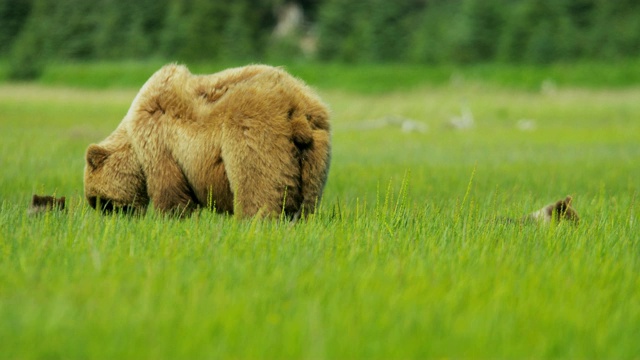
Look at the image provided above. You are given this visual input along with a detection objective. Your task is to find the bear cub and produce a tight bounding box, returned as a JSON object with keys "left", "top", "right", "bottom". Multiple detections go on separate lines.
{"left": 28, "top": 194, "right": 66, "bottom": 216}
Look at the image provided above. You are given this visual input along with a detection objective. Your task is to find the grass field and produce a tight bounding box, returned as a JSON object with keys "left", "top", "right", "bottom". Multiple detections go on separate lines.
{"left": 1, "top": 68, "right": 639, "bottom": 358}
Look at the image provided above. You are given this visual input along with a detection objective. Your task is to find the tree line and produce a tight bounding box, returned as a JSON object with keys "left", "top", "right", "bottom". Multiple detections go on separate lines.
{"left": 2, "top": 0, "right": 640, "bottom": 79}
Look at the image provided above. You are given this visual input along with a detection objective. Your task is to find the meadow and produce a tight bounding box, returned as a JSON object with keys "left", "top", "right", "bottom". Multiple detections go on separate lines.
{"left": 1, "top": 64, "right": 639, "bottom": 358}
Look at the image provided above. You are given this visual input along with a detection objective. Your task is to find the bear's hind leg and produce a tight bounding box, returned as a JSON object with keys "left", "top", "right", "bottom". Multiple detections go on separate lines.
{"left": 298, "top": 129, "right": 331, "bottom": 217}
{"left": 221, "top": 126, "right": 300, "bottom": 218}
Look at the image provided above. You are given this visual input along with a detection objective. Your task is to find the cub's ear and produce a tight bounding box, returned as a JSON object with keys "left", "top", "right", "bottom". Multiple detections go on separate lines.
{"left": 86, "top": 144, "right": 111, "bottom": 170}
{"left": 564, "top": 195, "right": 573, "bottom": 206}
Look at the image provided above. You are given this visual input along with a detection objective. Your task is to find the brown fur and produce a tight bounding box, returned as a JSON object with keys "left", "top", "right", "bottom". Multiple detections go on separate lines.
{"left": 507, "top": 195, "right": 580, "bottom": 225}
{"left": 549, "top": 196, "right": 580, "bottom": 223}
{"left": 84, "top": 64, "right": 331, "bottom": 218}
{"left": 28, "top": 194, "right": 66, "bottom": 215}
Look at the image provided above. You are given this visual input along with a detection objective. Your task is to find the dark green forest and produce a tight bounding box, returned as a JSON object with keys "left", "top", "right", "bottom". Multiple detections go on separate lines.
{"left": 1, "top": 0, "right": 640, "bottom": 79}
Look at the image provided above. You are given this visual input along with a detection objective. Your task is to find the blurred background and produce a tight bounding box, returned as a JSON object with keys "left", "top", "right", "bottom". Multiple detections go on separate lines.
{"left": 1, "top": 0, "right": 640, "bottom": 80}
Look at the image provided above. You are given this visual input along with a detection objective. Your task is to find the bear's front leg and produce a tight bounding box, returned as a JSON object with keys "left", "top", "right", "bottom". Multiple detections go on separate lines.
{"left": 126, "top": 107, "right": 199, "bottom": 217}
{"left": 145, "top": 153, "right": 198, "bottom": 217}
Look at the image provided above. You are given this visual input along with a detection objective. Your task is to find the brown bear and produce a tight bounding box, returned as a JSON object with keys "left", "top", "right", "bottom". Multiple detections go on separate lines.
{"left": 84, "top": 64, "right": 331, "bottom": 218}
{"left": 28, "top": 194, "right": 66, "bottom": 216}
{"left": 524, "top": 195, "right": 580, "bottom": 224}
{"left": 503, "top": 195, "right": 580, "bottom": 225}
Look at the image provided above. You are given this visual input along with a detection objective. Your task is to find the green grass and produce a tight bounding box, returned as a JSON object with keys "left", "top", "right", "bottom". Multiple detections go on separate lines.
{"left": 3, "top": 59, "right": 640, "bottom": 92}
{"left": 1, "top": 77, "right": 639, "bottom": 358}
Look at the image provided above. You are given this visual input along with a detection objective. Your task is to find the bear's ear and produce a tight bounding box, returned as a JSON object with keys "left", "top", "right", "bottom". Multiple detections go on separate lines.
{"left": 564, "top": 195, "right": 573, "bottom": 206}
{"left": 86, "top": 144, "right": 111, "bottom": 171}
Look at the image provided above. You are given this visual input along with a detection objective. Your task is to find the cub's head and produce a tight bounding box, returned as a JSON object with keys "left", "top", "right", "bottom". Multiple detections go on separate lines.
{"left": 28, "top": 194, "right": 66, "bottom": 216}
{"left": 546, "top": 195, "right": 580, "bottom": 224}
{"left": 84, "top": 141, "right": 148, "bottom": 214}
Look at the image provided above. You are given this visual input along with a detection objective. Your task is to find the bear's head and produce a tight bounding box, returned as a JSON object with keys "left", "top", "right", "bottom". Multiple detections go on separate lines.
{"left": 84, "top": 137, "right": 148, "bottom": 214}
{"left": 547, "top": 195, "right": 580, "bottom": 224}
